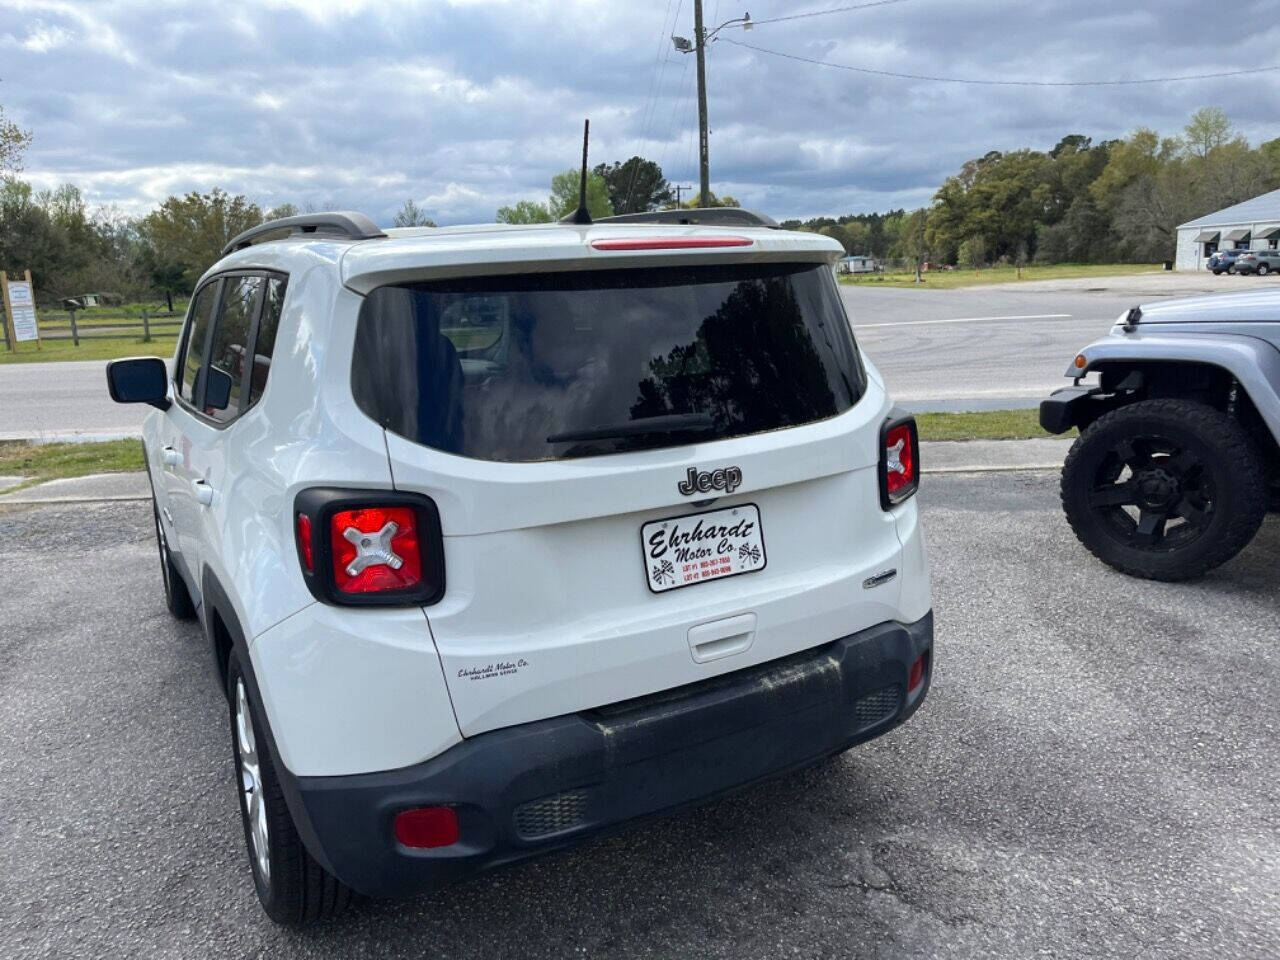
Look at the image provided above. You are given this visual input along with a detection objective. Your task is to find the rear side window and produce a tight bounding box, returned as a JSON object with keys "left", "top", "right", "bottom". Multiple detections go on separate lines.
{"left": 352, "top": 262, "right": 865, "bottom": 462}
{"left": 179, "top": 282, "right": 220, "bottom": 403}
{"left": 204, "top": 275, "right": 262, "bottom": 422}
{"left": 247, "top": 277, "right": 285, "bottom": 407}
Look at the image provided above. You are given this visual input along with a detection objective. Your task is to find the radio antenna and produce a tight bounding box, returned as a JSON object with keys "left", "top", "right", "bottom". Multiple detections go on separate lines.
{"left": 560, "top": 119, "right": 593, "bottom": 225}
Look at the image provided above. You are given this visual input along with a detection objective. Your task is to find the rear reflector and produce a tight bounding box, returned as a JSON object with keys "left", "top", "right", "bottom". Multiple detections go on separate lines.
{"left": 908, "top": 654, "right": 927, "bottom": 694}
{"left": 591, "top": 236, "right": 753, "bottom": 251}
{"left": 393, "top": 806, "right": 459, "bottom": 849}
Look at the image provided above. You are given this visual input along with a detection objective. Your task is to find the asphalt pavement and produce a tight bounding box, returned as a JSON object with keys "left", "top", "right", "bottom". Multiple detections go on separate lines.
{"left": 2, "top": 472, "right": 1276, "bottom": 959}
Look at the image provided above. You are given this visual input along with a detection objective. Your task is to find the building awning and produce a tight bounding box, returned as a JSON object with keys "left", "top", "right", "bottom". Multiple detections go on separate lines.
{"left": 1193, "top": 230, "right": 1220, "bottom": 242}
{"left": 1256, "top": 225, "right": 1280, "bottom": 240}
{"left": 1223, "top": 228, "right": 1251, "bottom": 242}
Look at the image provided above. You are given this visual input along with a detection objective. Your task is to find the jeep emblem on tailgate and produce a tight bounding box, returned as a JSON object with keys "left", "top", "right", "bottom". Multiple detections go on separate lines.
{"left": 678, "top": 466, "right": 742, "bottom": 497}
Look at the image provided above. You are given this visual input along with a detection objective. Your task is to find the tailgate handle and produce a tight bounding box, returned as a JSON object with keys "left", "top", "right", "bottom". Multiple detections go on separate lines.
{"left": 688, "top": 613, "right": 757, "bottom": 664}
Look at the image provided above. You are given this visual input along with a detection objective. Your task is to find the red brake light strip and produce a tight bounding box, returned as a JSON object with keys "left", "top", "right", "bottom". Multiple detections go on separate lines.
{"left": 591, "top": 237, "right": 754, "bottom": 251}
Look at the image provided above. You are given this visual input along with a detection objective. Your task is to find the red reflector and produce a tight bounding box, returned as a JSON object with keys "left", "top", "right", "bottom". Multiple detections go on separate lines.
{"left": 330, "top": 506, "right": 423, "bottom": 594}
{"left": 885, "top": 423, "right": 917, "bottom": 496}
{"left": 296, "top": 513, "right": 314, "bottom": 574}
{"left": 591, "top": 236, "right": 753, "bottom": 251}
{"left": 907, "top": 654, "right": 926, "bottom": 694}
{"left": 393, "top": 806, "right": 459, "bottom": 849}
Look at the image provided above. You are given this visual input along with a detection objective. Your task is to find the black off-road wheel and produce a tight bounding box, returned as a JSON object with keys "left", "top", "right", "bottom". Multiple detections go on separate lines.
{"left": 152, "top": 497, "right": 196, "bottom": 619}
{"left": 227, "top": 652, "right": 353, "bottom": 926}
{"left": 1258, "top": 263, "right": 1271, "bottom": 276}
{"left": 1060, "top": 399, "right": 1268, "bottom": 581}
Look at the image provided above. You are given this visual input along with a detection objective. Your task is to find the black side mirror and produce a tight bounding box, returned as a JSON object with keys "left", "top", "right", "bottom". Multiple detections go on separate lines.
{"left": 106, "top": 357, "right": 170, "bottom": 410}
{"left": 203, "top": 366, "right": 233, "bottom": 412}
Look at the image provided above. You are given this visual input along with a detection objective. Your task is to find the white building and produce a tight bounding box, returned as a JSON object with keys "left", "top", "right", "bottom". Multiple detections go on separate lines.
{"left": 1175, "top": 188, "right": 1280, "bottom": 270}
{"left": 836, "top": 255, "right": 879, "bottom": 274}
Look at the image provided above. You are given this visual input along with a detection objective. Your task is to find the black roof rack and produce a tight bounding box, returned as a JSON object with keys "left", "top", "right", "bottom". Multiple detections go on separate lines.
{"left": 221, "top": 211, "right": 387, "bottom": 257}
{"left": 595, "top": 207, "right": 779, "bottom": 229}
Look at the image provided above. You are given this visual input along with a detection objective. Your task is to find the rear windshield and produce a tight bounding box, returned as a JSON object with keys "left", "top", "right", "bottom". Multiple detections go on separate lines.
{"left": 351, "top": 262, "right": 865, "bottom": 462}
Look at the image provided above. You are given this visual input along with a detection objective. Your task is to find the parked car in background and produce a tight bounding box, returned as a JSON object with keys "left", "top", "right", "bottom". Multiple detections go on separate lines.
{"left": 105, "top": 208, "right": 934, "bottom": 925}
{"left": 1234, "top": 249, "right": 1280, "bottom": 275}
{"left": 1206, "top": 248, "right": 1248, "bottom": 274}
{"left": 1040, "top": 291, "right": 1280, "bottom": 581}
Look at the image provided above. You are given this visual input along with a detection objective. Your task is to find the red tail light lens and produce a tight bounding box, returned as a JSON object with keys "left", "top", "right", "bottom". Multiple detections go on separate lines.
{"left": 330, "top": 506, "right": 423, "bottom": 595}
{"left": 294, "top": 490, "right": 445, "bottom": 606}
{"left": 879, "top": 415, "right": 920, "bottom": 509}
{"left": 393, "top": 806, "right": 459, "bottom": 849}
{"left": 296, "top": 513, "right": 314, "bottom": 573}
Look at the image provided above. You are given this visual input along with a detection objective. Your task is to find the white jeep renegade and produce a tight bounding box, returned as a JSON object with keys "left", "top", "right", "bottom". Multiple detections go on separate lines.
{"left": 107, "top": 208, "right": 934, "bottom": 925}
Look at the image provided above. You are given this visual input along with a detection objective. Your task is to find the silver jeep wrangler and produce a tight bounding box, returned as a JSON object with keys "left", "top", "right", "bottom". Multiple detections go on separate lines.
{"left": 1041, "top": 291, "right": 1280, "bottom": 581}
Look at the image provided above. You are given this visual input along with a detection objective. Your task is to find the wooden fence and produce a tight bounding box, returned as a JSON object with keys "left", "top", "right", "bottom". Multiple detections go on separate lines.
{"left": 39, "top": 310, "right": 183, "bottom": 346}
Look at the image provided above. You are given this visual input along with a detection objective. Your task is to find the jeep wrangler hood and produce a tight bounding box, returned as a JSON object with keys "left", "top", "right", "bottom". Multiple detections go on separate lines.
{"left": 1129, "top": 290, "right": 1280, "bottom": 325}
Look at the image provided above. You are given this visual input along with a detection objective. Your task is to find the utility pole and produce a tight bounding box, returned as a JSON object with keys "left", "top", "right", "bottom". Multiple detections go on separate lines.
{"left": 673, "top": 10, "right": 750, "bottom": 210}
{"left": 693, "top": 0, "right": 711, "bottom": 208}
{"left": 673, "top": 184, "right": 693, "bottom": 208}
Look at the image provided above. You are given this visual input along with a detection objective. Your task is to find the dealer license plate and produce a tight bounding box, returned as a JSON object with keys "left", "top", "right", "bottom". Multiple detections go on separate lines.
{"left": 641, "top": 503, "right": 767, "bottom": 593}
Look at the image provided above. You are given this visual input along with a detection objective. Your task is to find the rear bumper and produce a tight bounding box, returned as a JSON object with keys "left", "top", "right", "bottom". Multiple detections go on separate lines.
{"left": 289, "top": 612, "right": 934, "bottom": 899}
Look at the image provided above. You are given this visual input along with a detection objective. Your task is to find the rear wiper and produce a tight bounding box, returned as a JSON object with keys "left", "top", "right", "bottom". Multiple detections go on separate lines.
{"left": 548, "top": 413, "right": 715, "bottom": 444}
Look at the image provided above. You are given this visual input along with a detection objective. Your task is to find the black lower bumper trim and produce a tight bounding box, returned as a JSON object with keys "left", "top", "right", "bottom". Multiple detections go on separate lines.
{"left": 291, "top": 612, "right": 934, "bottom": 898}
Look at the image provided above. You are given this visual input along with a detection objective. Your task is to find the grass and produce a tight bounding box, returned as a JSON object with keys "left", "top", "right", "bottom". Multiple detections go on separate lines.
{"left": 840, "top": 262, "right": 1164, "bottom": 290}
{"left": 915, "top": 408, "right": 1072, "bottom": 442}
{"left": 0, "top": 439, "right": 144, "bottom": 494}
{"left": 0, "top": 335, "right": 178, "bottom": 364}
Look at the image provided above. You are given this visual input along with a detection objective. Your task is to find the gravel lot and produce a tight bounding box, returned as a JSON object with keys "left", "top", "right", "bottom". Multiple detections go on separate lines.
{"left": 1, "top": 473, "right": 1276, "bottom": 958}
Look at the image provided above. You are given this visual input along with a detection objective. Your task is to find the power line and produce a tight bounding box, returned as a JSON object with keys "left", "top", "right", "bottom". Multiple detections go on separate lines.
{"left": 723, "top": 37, "right": 1280, "bottom": 85}
{"left": 746, "top": 0, "right": 912, "bottom": 27}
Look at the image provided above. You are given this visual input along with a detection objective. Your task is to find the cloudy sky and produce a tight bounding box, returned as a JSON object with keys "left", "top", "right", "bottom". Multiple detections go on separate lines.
{"left": 2, "top": 0, "right": 1278, "bottom": 225}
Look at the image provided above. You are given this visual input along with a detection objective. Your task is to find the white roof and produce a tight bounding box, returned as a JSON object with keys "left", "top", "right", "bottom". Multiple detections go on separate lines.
{"left": 1179, "top": 188, "right": 1280, "bottom": 229}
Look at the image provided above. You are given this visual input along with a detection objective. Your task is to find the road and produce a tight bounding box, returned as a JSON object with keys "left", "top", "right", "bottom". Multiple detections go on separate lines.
{"left": 2, "top": 474, "right": 1276, "bottom": 959}
{"left": 0, "top": 272, "right": 1248, "bottom": 439}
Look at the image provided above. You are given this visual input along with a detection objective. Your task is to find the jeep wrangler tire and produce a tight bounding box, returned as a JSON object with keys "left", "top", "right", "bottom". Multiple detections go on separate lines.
{"left": 227, "top": 651, "right": 352, "bottom": 926}
{"left": 1060, "top": 399, "right": 1268, "bottom": 581}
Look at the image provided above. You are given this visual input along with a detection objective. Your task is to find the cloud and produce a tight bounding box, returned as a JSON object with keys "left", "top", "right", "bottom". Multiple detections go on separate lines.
{"left": 1, "top": 0, "right": 1277, "bottom": 225}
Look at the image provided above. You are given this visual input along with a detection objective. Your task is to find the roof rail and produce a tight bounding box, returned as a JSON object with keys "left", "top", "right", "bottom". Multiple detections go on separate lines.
{"left": 595, "top": 207, "right": 779, "bottom": 229}
{"left": 221, "top": 211, "right": 387, "bottom": 257}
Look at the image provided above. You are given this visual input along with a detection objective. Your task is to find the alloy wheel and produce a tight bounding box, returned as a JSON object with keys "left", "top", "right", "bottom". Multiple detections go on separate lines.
{"left": 235, "top": 679, "right": 271, "bottom": 886}
{"left": 1087, "top": 435, "right": 1214, "bottom": 551}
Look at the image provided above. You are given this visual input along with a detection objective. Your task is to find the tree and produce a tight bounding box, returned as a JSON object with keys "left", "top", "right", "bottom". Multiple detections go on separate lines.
{"left": 138, "top": 189, "right": 264, "bottom": 291}
{"left": 1184, "top": 107, "right": 1232, "bottom": 159}
{"left": 265, "top": 203, "right": 298, "bottom": 221}
{"left": 393, "top": 198, "right": 436, "bottom": 228}
{"left": 593, "top": 157, "right": 673, "bottom": 214}
{"left": 495, "top": 199, "right": 554, "bottom": 224}
{"left": 0, "top": 104, "right": 31, "bottom": 174}
{"left": 548, "top": 169, "right": 614, "bottom": 219}
{"left": 898, "top": 209, "right": 930, "bottom": 282}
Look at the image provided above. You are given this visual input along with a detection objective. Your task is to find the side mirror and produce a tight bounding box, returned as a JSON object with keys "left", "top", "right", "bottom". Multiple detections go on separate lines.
{"left": 203, "top": 366, "right": 234, "bottom": 412}
{"left": 106, "top": 357, "right": 170, "bottom": 410}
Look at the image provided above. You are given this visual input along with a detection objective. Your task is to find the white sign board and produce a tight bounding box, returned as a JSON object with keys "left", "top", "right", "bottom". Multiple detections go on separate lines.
{"left": 6, "top": 281, "right": 38, "bottom": 342}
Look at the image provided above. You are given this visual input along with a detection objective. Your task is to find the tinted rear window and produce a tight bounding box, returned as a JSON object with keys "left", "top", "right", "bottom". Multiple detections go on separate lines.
{"left": 352, "top": 262, "right": 865, "bottom": 462}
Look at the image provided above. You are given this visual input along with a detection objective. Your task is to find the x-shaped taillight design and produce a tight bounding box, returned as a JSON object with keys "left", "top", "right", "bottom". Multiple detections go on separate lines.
{"left": 341, "top": 521, "right": 405, "bottom": 577}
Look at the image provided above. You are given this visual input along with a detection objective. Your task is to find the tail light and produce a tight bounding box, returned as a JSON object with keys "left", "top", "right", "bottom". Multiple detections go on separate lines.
{"left": 294, "top": 489, "right": 445, "bottom": 606}
{"left": 879, "top": 414, "right": 920, "bottom": 510}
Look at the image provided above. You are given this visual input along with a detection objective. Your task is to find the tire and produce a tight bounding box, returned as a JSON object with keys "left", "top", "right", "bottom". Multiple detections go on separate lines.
{"left": 1258, "top": 263, "right": 1270, "bottom": 276}
{"left": 152, "top": 497, "right": 196, "bottom": 619}
{"left": 1060, "top": 399, "right": 1268, "bottom": 581}
{"left": 227, "top": 652, "right": 353, "bottom": 925}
